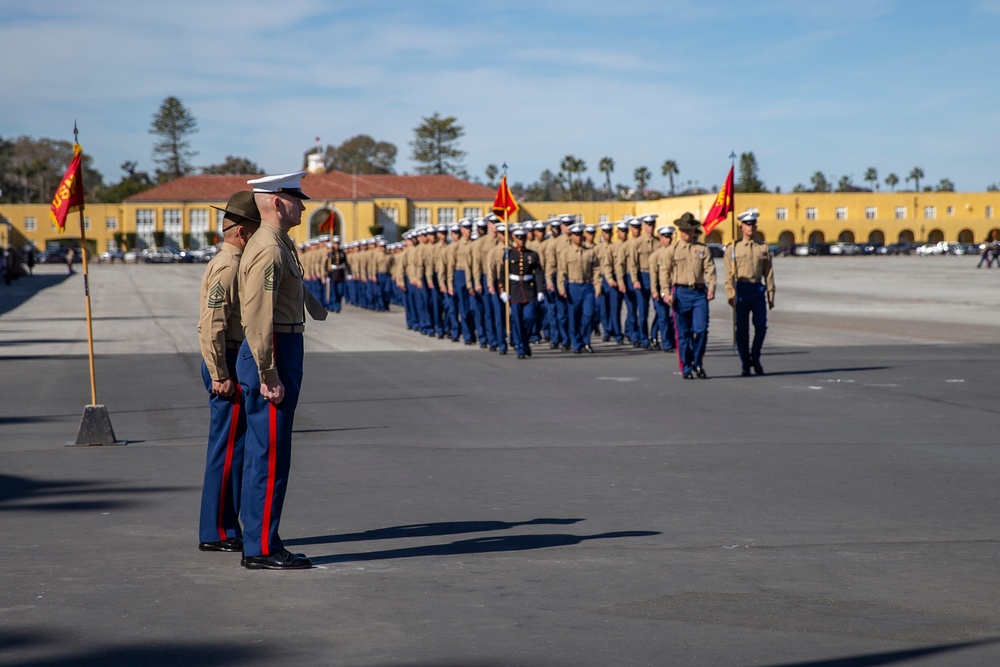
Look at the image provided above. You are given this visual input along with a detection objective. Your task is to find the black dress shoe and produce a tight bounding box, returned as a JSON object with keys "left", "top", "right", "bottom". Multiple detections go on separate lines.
{"left": 683, "top": 370, "right": 694, "bottom": 379}
{"left": 573, "top": 348, "right": 581, "bottom": 354}
{"left": 517, "top": 354, "right": 526, "bottom": 359}
{"left": 498, "top": 349, "right": 507, "bottom": 355}
{"left": 694, "top": 366, "right": 707, "bottom": 379}
{"left": 525, "top": 346, "right": 532, "bottom": 357}
{"left": 562, "top": 344, "right": 571, "bottom": 351}
{"left": 242, "top": 549, "right": 312, "bottom": 570}
{"left": 480, "top": 343, "right": 488, "bottom": 349}
{"left": 583, "top": 345, "right": 594, "bottom": 354}
{"left": 550, "top": 342, "right": 559, "bottom": 349}
{"left": 752, "top": 361, "right": 765, "bottom": 375}
{"left": 489, "top": 345, "right": 498, "bottom": 352}
{"left": 741, "top": 369, "right": 752, "bottom": 377}
{"left": 199, "top": 537, "right": 243, "bottom": 553}
{"left": 602, "top": 336, "right": 610, "bottom": 342}
{"left": 663, "top": 346, "right": 675, "bottom": 353}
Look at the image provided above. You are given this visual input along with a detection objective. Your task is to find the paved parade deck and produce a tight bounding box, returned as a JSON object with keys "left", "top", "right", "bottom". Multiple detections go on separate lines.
{"left": 1, "top": 257, "right": 998, "bottom": 666}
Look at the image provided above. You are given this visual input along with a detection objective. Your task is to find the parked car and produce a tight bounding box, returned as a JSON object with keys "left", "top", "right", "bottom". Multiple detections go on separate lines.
{"left": 141, "top": 248, "right": 178, "bottom": 263}
{"left": 706, "top": 243, "right": 725, "bottom": 258}
{"left": 99, "top": 249, "right": 125, "bottom": 263}
{"left": 123, "top": 250, "right": 140, "bottom": 263}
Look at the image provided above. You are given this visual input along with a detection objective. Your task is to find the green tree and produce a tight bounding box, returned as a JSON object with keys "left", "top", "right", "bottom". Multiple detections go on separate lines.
{"left": 810, "top": 171, "right": 830, "bottom": 192}
{"left": 885, "top": 172, "right": 899, "bottom": 192}
{"left": 836, "top": 174, "right": 855, "bottom": 192}
{"left": 633, "top": 166, "right": 651, "bottom": 200}
{"left": 410, "top": 112, "right": 466, "bottom": 175}
{"left": 660, "top": 159, "right": 680, "bottom": 196}
{"left": 484, "top": 163, "right": 499, "bottom": 187}
{"left": 323, "top": 134, "right": 397, "bottom": 174}
{"left": 149, "top": 96, "right": 198, "bottom": 182}
{"left": 97, "top": 160, "right": 154, "bottom": 202}
{"left": 736, "top": 152, "right": 766, "bottom": 192}
{"left": 201, "top": 155, "right": 262, "bottom": 175}
{"left": 0, "top": 135, "right": 103, "bottom": 203}
{"left": 864, "top": 167, "right": 878, "bottom": 191}
{"left": 935, "top": 178, "right": 955, "bottom": 192}
{"left": 907, "top": 166, "right": 924, "bottom": 192}
{"left": 598, "top": 156, "right": 615, "bottom": 199}
{"left": 560, "top": 155, "right": 587, "bottom": 200}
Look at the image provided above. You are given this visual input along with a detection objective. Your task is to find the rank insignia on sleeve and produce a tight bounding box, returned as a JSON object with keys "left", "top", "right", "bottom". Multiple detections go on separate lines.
{"left": 207, "top": 281, "right": 226, "bottom": 309}
{"left": 264, "top": 261, "right": 279, "bottom": 291}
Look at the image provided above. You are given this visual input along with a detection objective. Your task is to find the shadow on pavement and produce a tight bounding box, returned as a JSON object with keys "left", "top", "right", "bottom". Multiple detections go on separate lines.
{"left": 311, "top": 530, "right": 660, "bottom": 564}
{"left": 756, "top": 637, "right": 1000, "bottom": 667}
{"left": 0, "top": 274, "right": 72, "bottom": 317}
{"left": 285, "top": 517, "right": 585, "bottom": 547}
{"left": 0, "top": 628, "right": 275, "bottom": 667}
{"left": 0, "top": 474, "right": 194, "bottom": 512}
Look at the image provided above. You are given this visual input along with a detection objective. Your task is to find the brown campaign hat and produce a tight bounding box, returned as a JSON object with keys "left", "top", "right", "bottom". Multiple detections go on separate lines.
{"left": 211, "top": 191, "right": 261, "bottom": 224}
{"left": 674, "top": 212, "right": 702, "bottom": 232}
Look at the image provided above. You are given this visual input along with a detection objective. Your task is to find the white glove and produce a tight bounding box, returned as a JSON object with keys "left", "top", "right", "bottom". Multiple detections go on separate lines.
{"left": 536, "top": 293, "right": 545, "bottom": 303}
{"left": 499, "top": 291, "right": 509, "bottom": 303}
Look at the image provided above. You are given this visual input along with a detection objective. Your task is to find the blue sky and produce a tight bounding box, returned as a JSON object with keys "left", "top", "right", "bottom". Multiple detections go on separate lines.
{"left": 2, "top": 0, "right": 998, "bottom": 192}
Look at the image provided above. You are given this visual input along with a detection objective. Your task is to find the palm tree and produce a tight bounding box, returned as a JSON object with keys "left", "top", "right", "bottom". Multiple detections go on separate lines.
{"left": 885, "top": 173, "right": 899, "bottom": 192}
{"left": 810, "top": 171, "right": 830, "bottom": 193}
{"left": 908, "top": 166, "right": 924, "bottom": 192}
{"left": 864, "top": 167, "right": 878, "bottom": 191}
{"left": 598, "top": 156, "right": 615, "bottom": 199}
{"left": 560, "top": 155, "right": 587, "bottom": 200}
{"left": 485, "top": 163, "right": 498, "bottom": 187}
{"left": 660, "top": 159, "right": 679, "bottom": 196}
{"left": 634, "top": 166, "right": 651, "bottom": 200}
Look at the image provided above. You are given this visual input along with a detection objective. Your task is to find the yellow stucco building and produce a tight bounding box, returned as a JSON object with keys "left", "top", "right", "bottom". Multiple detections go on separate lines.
{"left": 2, "top": 175, "right": 999, "bottom": 253}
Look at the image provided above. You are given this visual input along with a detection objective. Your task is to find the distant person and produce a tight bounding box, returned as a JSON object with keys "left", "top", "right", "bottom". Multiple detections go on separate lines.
{"left": 196, "top": 191, "right": 261, "bottom": 554}
{"left": 26, "top": 249, "right": 35, "bottom": 275}
{"left": 977, "top": 231, "right": 998, "bottom": 269}
{"left": 724, "top": 209, "right": 776, "bottom": 376}
{"left": 65, "top": 247, "right": 75, "bottom": 274}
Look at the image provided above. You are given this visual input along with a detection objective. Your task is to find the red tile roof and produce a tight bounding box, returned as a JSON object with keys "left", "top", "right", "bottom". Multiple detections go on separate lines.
{"left": 126, "top": 171, "right": 496, "bottom": 203}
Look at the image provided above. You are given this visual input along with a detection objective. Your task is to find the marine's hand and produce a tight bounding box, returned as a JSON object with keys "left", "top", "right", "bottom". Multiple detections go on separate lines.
{"left": 261, "top": 380, "right": 285, "bottom": 405}
{"left": 707, "top": 289, "right": 715, "bottom": 301}
{"left": 212, "top": 378, "right": 235, "bottom": 398}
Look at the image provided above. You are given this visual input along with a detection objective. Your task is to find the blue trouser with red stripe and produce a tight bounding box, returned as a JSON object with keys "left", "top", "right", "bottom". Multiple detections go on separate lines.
{"left": 198, "top": 351, "right": 245, "bottom": 543}
{"left": 237, "top": 332, "right": 303, "bottom": 558}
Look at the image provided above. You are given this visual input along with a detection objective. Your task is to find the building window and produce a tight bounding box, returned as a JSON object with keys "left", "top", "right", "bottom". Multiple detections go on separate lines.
{"left": 805, "top": 207, "right": 817, "bottom": 220}
{"left": 25, "top": 217, "right": 36, "bottom": 231}
{"left": 946, "top": 205, "right": 954, "bottom": 216}
{"left": 835, "top": 207, "right": 847, "bottom": 220}
{"left": 106, "top": 216, "right": 118, "bottom": 230}
{"left": 923, "top": 206, "right": 936, "bottom": 219}
{"left": 189, "top": 209, "right": 208, "bottom": 248}
{"left": 462, "top": 207, "right": 482, "bottom": 220}
{"left": 895, "top": 206, "right": 907, "bottom": 219}
{"left": 987, "top": 206, "right": 994, "bottom": 219}
{"left": 106, "top": 239, "right": 118, "bottom": 251}
{"left": 775, "top": 207, "right": 787, "bottom": 220}
{"left": 84, "top": 217, "right": 91, "bottom": 231}
{"left": 437, "top": 208, "right": 455, "bottom": 225}
{"left": 865, "top": 207, "right": 877, "bottom": 220}
{"left": 136, "top": 209, "right": 156, "bottom": 248}
{"left": 598, "top": 214, "right": 610, "bottom": 224}
{"left": 412, "top": 208, "right": 430, "bottom": 228}
{"left": 215, "top": 209, "right": 226, "bottom": 236}
{"left": 163, "top": 208, "right": 182, "bottom": 246}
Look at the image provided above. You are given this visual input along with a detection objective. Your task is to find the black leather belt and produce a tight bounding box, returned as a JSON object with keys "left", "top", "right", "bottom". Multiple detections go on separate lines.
{"left": 273, "top": 323, "right": 305, "bottom": 333}
{"left": 736, "top": 278, "right": 760, "bottom": 284}
{"left": 673, "top": 283, "right": 705, "bottom": 290}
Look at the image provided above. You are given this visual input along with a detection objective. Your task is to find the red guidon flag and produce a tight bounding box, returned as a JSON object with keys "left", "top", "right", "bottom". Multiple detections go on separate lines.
{"left": 50, "top": 144, "right": 86, "bottom": 233}
{"left": 702, "top": 165, "right": 734, "bottom": 236}
{"left": 318, "top": 210, "right": 335, "bottom": 233}
{"left": 492, "top": 174, "right": 519, "bottom": 220}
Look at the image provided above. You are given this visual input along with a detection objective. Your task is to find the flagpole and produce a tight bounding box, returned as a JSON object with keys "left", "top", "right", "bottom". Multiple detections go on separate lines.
{"left": 63, "top": 122, "right": 123, "bottom": 445}
{"left": 502, "top": 166, "right": 511, "bottom": 345}
{"left": 729, "top": 150, "right": 738, "bottom": 356}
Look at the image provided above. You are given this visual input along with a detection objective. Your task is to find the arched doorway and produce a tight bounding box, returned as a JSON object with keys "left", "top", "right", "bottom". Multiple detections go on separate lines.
{"left": 957, "top": 228, "right": 974, "bottom": 243}
{"left": 309, "top": 207, "right": 343, "bottom": 239}
{"left": 838, "top": 230, "right": 855, "bottom": 243}
{"left": 752, "top": 230, "right": 766, "bottom": 244}
{"left": 928, "top": 228, "right": 944, "bottom": 244}
{"left": 705, "top": 230, "right": 723, "bottom": 244}
{"left": 898, "top": 229, "right": 914, "bottom": 243}
{"left": 868, "top": 229, "right": 885, "bottom": 245}
{"left": 777, "top": 230, "right": 795, "bottom": 250}
{"left": 808, "top": 230, "right": 825, "bottom": 243}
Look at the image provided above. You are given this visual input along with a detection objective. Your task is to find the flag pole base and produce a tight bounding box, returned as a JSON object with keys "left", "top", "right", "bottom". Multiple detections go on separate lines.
{"left": 68, "top": 404, "right": 127, "bottom": 447}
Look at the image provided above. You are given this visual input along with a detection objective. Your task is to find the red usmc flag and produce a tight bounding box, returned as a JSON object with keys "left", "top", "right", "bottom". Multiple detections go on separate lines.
{"left": 703, "top": 165, "right": 733, "bottom": 235}
{"left": 492, "top": 174, "right": 518, "bottom": 220}
{"left": 50, "top": 144, "right": 86, "bottom": 233}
